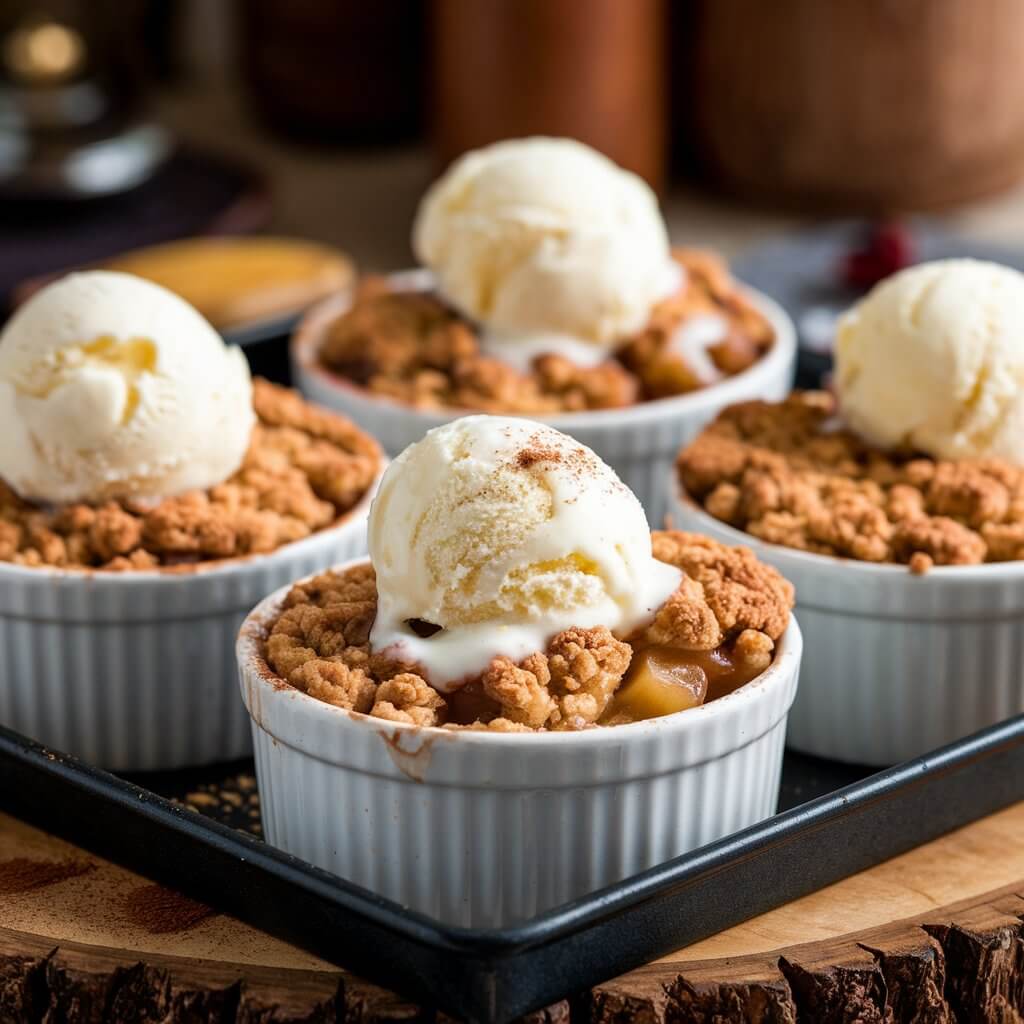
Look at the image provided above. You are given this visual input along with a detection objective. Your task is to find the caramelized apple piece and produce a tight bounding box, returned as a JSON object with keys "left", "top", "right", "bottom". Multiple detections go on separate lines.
{"left": 708, "top": 330, "right": 760, "bottom": 375}
{"left": 691, "top": 646, "right": 765, "bottom": 701}
{"left": 603, "top": 646, "right": 709, "bottom": 724}
{"left": 641, "top": 353, "right": 703, "bottom": 398}
{"left": 447, "top": 680, "right": 501, "bottom": 726}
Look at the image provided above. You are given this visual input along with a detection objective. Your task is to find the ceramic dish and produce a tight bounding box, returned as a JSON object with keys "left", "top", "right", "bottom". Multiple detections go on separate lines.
{"left": 670, "top": 475, "right": 1024, "bottom": 765}
{"left": 0, "top": 468, "right": 384, "bottom": 772}
{"left": 237, "top": 557, "right": 803, "bottom": 928}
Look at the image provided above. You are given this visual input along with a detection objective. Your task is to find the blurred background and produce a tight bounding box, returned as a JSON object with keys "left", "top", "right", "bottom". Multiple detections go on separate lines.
{"left": 5, "top": 0, "right": 1024, "bottom": 381}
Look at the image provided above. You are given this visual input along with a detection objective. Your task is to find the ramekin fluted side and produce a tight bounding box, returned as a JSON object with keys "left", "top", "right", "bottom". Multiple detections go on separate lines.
{"left": 291, "top": 283, "right": 796, "bottom": 526}
{"left": 0, "top": 479, "right": 380, "bottom": 772}
{"left": 238, "top": 562, "right": 802, "bottom": 928}
{"left": 670, "top": 475, "right": 1024, "bottom": 765}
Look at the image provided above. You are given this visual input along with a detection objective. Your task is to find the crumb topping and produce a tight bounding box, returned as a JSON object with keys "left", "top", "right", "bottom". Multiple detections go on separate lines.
{"left": 0, "top": 379, "right": 381, "bottom": 571}
{"left": 262, "top": 531, "right": 794, "bottom": 731}
{"left": 318, "top": 249, "right": 774, "bottom": 414}
{"left": 678, "top": 392, "right": 1024, "bottom": 571}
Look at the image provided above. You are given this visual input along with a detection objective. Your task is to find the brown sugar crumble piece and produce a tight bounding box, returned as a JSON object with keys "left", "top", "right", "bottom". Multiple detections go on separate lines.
{"left": 318, "top": 249, "right": 774, "bottom": 414}
{"left": 0, "top": 379, "right": 381, "bottom": 571}
{"left": 372, "top": 673, "right": 447, "bottom": 727}
{"left": 547, "top": 627, "right": 633, "bottom": 729}
{"left": 179, "top": 773, "right": 262, "bottom": 836}
{"left": 678, "top": 391, "right": 1024, "bottom": 571}
{"left": 262, "top": 532, "right": 794, "bottom": 731}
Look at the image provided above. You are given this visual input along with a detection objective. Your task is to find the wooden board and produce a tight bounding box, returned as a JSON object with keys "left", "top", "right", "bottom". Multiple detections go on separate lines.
{"left": 2, "top": 805, "right": 1024, "bottom": 1022}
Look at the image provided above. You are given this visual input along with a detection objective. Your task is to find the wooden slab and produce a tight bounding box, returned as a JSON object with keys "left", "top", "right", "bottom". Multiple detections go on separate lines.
{"left": 2, "top": 805, "right": 1024, "bottom": 1021}
{"left": 591, "top": 801, "right": 1024, "bottom": 1022}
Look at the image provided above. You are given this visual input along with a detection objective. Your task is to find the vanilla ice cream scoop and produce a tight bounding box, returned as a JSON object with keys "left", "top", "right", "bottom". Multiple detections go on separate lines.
{"left": 368, "top": 416, "right": 681, "bottom": 688}
{"left": 835, "top": 259, "right": 1024, "bottom": 464}
{"left": 0, "top": 271, "right": 254, "bottom": 504}
{"left": 412, "top": 137, "right": 681, "bottom": 370}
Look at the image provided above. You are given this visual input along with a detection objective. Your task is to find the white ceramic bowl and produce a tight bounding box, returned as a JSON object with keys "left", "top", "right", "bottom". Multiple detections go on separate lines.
{"left": 670, "top": 473, "right": 1024, "bottom": 766}
{"left": 237, "top": 558, "right": 802, "bottom": 928}
{"left": 0, "top": 470, "right": 383, "bottom": 772}
{"left": 291, "top": 273, "right": 796, "bottom": 526}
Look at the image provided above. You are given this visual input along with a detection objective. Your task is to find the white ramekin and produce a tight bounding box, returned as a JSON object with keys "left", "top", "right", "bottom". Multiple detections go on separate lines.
{"left": 670, "top": 473, "right": 1024, "bottom": 766}
{"left": 237, "top": 558, "right": 802, "bottom": 928}
{"left": 0, "top": 470, "right": 383, "bottom": 772}
{"left": 291, "top": 273, "right": 796, "bottom": 526}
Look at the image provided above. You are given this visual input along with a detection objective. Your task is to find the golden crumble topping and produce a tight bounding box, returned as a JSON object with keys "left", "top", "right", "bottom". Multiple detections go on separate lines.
{"left": 262, "top": 531, "right": 794, "bottom": 731}
{"left": 0, "top": 379, "right": 382, "bottom": 571}
{"left": 678, "top": 392, "right": 1024, "bottom": 572}
{"left": 318, "top": 249, "right": 774, "bottom": 414}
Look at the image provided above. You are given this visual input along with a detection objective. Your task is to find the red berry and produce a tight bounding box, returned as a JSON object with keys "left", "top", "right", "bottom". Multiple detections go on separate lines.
{"left": 840, "top": 221, "right": 915, "bottom": 290}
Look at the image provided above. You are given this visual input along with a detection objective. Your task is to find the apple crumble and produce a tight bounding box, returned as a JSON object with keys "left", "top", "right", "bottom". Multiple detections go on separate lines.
{"left": 678, "top": 391, "right": 1024, "bottom": 573}
{"left": 318, "top": 249, "right": 774, "bottom": 414}
{"left": 261, "top": 530, "right": 794, "bottom": 731}
{"left": 0, "top": 380, "right": 382, "bottom": 571}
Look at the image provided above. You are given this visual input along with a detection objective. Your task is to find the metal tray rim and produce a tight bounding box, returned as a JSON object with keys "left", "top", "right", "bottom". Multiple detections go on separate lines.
{"left": 2, "top": 715, "right": 1023, "bottom": 1023}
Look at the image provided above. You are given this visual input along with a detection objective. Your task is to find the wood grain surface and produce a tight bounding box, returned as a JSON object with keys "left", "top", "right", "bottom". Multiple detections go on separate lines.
{"left": 2, "top": 803, "right": 1024, "bottom": 1021}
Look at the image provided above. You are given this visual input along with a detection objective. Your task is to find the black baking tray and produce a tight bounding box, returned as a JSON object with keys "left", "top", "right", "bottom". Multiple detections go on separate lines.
{"left": 2, "top": 717, "right": 1024, "bottom": 1024}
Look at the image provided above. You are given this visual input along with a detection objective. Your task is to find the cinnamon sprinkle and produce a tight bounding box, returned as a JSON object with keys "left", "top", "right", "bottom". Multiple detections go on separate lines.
{"left": 122, "top": 882, "right": 217, "bottom": 934}
{"left": 516, "top": 445, "right": 565, "bottom": 469}
{"left": 515, "top": 434, "right": 593, "bottom": 481}
{"left": 0, "top": 856, "right": 95, "bottom": 894}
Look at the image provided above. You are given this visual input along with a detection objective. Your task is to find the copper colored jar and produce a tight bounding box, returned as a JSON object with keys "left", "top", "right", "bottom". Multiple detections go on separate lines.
{"left": 431, "top": 0, "right": 666, "bottom": 191}
{"left": 685, "top": 0, "right": 1024, "bottom": 211}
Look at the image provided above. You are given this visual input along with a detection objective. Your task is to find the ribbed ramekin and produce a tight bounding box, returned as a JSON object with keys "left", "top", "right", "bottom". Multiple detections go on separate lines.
{"left": 0, "top": 469, "right": 383, "bottom": 772}
{"left": 291, "top": 274, "right": 796, "bottom": 526}
{"left": 237, "top": 559, "right": 802, "bottom": 928}
{"left": 670, "top": 474, "right": 1024, "bottom": 766}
